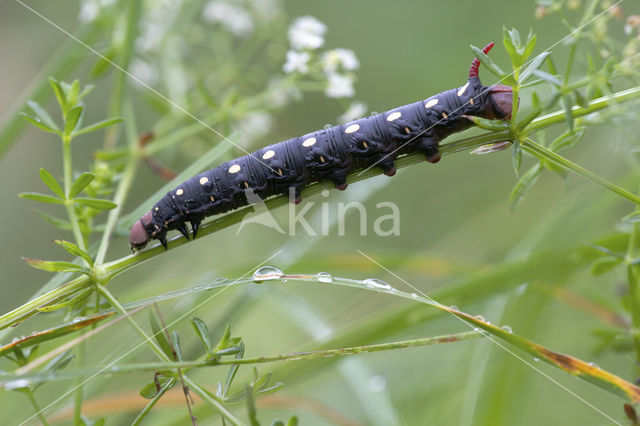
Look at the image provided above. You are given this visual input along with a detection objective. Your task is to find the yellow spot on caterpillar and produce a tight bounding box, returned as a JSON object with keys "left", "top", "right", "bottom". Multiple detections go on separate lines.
{"left": 425, "top": 98, "right": 438, "bottom": 108}
{"left": 210, "top": 196, "right": 215, "bottom": 202}
{"left": 278, "top": 168, "right": 283, "bottom": 175}
{"left": 262, "top": 149, "right": 275, "bottom": 159}
{"left": 244, "top": 181, "right": 249, "bottom": 188}
{"left": 176, "top": 188, "right": 184, "bottom": 196}
{"left": 302, "top": 137, "right": 317, "bottom": 147}
{"left": 362, "top": 141, "right": 368, "bottom": 148}
{"left": 345, "top": 124, "right": 360, "bottom": 134}
{"left": 320, "top": 156, "right": 325, "bottom": 163}
{"left": 164, "top": 222, "right": 168, "bottom": 226}
{"left": 457, "top": 82, "right": 470, "bottom": 96}
{"left": 469, "top": 98, "right": 475, "bottom": 105}
{"left": 442, "top": 112, "right": 448, "bottom": 119}
{"left": 387, "top": 112, "right": 401, "bottom": 121}
{"left": 199, "top": 177, "right": 209, "bottom": 185}
{"left": 404, "top": 127, "right": 411, "bottom": 134}
{"left": 229, "top": 164, "right": 241, "bottom": 174}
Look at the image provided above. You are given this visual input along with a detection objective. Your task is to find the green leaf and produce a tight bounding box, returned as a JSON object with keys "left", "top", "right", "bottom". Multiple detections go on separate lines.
{"left": 286, "top": 416, "right": 299, "bottom": 426}
{"left": 49, "top": 78, "right": 68, "bottom": 115}
{"left": 37, "top": 288, "right": 94, "bottom": 312}
{"left": 470, "top": 44, "right": 506, "bottom": 78}
{"left": 509, "top": 162, "right": 542, "bottom": 210}
{"left": 516, "top": 107, "right": 543, "bottom": 131}
{"left": 39, "top": 168, "right": 65, "bottom": 198}
{"left": 77, "top": 84, "right": 94, "bottom": 102}
{"left": 172, "top": 331, "right": 182, "bottom": 361}
{"left": 548, "top": 127, "right": 585, "bottom": 152}
{"left": 470, "top": 141, "right": 512, "bottom": 155}
{"left": 19, "top": 192, "right": 64, "bottom": 204}
{"left": 69, "top": 173, "right": 95, "bottom": 199}
{"left": 73, "top": 117, "right": 123, "bottom": 137}
{"left": 562, "top": 94, "right": 574, "bottom": 132}
{"left": 64, "top": 105, "right": 84, "bottom": 136}
{"left": 139, "top": 376, "right": 173, "bottom": 399}
{"left": 512, "top": 139, "right": 522, "bottom": 174}
{"left": 22, "top": 257, "right": 90, "bottom": 275}
{"left": 26, "top": 101, "right": 60, "bottom": 132}
{"left": 73, "top": 197, "right": 117, "bottom": 210}
{"left": 149, "top": 312, "right": 174, "bottom": 359}
{"left": 590, "top": 256, "right": 622, "bottom": 276}
{"left": 622, "top": 211, "right": 640, "bottom": 224}
{"left": 531, "top": 90, "right": 540, "bottom": 110}
{"left": 20, "top": 113, "right": 60, "bottom": 134}
{"left": 68, "top": 80, "right": 80, "bottom": 106}
{"left": 522, "top": 30, "right": 537, "bottom": 61}
{"left": 520, "top": 51, "right": 550, "bottom": 82}
{"left": 54, "top": 239, "right": 93, "bottom": 266}
{"left": 462, "top": 115, "right": 509, "bottom": 131}
{"left": 191, "top": 318, "right": 212, "bottom": 354}
{"left": 532, "top": 70, "right": 562, "bottom": 87}
{"left": 35, "top": 209, "right": 72, "bottom": 230}
{"left": 502, "top": 27, "right": 522, "bottom": 67}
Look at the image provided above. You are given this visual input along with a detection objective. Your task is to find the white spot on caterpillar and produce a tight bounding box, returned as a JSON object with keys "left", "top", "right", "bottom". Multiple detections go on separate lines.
{"left": 229, "top": 164, "right": 241, "bottom": 174}
{"left": 199, "top": 177, "right": 209, "bottom": 185}
{"left": 154, "top": 207, "right": 159, "bottom": 211}
{"left": 345, "top": 124, "right": 360, "bottom": 134}
{"left": 387, "top": 111, "right": 401, "bottom": 121}
{"left": 176, "top": 188, "right": 184, "bottom": 196}
{"left": 425, "top": 98, "right": 438, "bottom": 108}
{"left": 262, "top": 149, "right": 275, "bottom": 159}
{"left": 302, "top": 137, "right": 317, "bottom": 147}
{"left": 457, "top": 82, "right": 470, "bottom": 96}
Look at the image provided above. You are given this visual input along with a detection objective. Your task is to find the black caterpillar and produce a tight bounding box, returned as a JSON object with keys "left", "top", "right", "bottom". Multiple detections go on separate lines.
{"left": 129, "top": 43, "right": 512, "bottom": 251}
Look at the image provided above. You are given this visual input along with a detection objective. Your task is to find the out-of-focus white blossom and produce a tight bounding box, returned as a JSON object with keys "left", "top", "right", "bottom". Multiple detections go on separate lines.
{"left": 130, "top": 58, "right": 159, "bottom": 87}
{"left": 248, "top": 0, "right": 281, "bottom": 21}
{"left": 283, "top": 50, "right": 311, "bottom": 74}
{"left": 288, "top": 16, "right": 327, "bottom": 50}
{"left": 325, "top": 73, "right": 355, "bottom": 98}
{"left": 339, "top": 102, "right": 367, "bottom": 123}
{"left": 322, "top": 48, "right": 359, "bottom": 74}
{"left": 136, "top": 0, "right": 184, "bottom": 52}
{"left": 203, "top": 1, "right": 254, "bottom": 37}
{"left": 78, "top": 1, "right": 99, "bottom": 23}
{"left": 238, "top": 112, "right": 273, "bottom": 141}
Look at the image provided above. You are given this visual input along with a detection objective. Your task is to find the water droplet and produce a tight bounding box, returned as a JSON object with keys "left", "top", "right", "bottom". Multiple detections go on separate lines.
{"left": 500, "top": 325, "right": 513, "bottom": 333}
{"left": 4, "top": 379, "right": 30, "bottom": 390}
{"left": 369, "top": 375, "right": 387, "bottom": 392}
{"left": 588, "top": 362, "right": 600, "bottom": 369}
{"left": 533, "top": 357, "right": 540, "bottom": 362}
{"left": 473, "top": 327, "right": 480, "bottom": 332}
{"left": 323, "top": 124, "right": 332, "bottom": 129}
{"left": 362, "top": 278, "right": 393, "bottom": 290}
{"left": 281, "top": 278, "right": 288, "bottom": 283}
{"left": 449, "top": 305, "right": 459, "bottom": 311}
{"left": 213, "top": 278, "right": 228, "bottom": 284}
{"left": 410, "top": 292, "right": 418, "bottom": 298}
{"left": 252, "top": 266, "right": 284, "bottom": 283}
{"left": 11, "top": 337, "right": 19, "bottom": 344}
{"left": 516, "top": 283, "right": 529, "bottom": 295}
{"left": 315, "top": 272, "right": 333, "bottom": 283}
{"left": 474, "top": 315, "right": 486, "bottom": 322}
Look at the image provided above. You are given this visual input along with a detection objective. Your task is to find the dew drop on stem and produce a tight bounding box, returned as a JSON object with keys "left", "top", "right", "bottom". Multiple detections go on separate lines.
{"left": 315, "top": 272, "right": 333, "bottom": 283}
{"left": 362, "top": 278, "right": 394, "bottom": 290}
{"left": 252, "top": 266, "right": 284, "bottom": 283}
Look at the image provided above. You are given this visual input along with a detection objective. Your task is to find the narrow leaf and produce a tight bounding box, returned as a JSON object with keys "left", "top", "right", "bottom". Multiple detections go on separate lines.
{"left": 27, "top": 100, "right": 59, "bottom": 132}
{"left": 520, "top": 51, "right": 550, "bottom": 82}
{"left": 69, "top": 173, "right": 95, "bottom": 199}
{"left": 622, "top": 211, "right": 640, "bottom": 224}
{"left": 77, "top": 84, "right": 95, "bottom": 102}
{"left": 532, "top": 70, "right": 562, "bottom": 87}
{"left": 590, "top": 256, "right": 622, "bottom": 276}
{"left": 522, "top": 30, "right": 537, "bottom": 61}
{"left": 22, "top": 257, "right": 89, "bottom": 275}
{"left": 548, "top": 127, "right": 585, "bottom": 152}
{"left": 462, "top": 115, "right": 509, "bottom": 131}
{"left": 19, "top": 192, "right": 64, "bottom": 204}
{"left": 39, "top": 168, "right": 65, "bottom": 198}
{"left": 35, "top": 209, "right": 72, "bottom": 230}
{"left": 73, "top": 117, "right": 123, "bottom": 137}
{"left": 54, "top": 239, "right": 93, "bottom": 266}
{"left": 37, "top": 288, "right": 94, "bottom": 312}
{"left": 49, "top": 78, "right": 68, "bottom": 115}
{"left": 20, "top": 113, "right": 60, "bottom": 135}
{"left": 139, "top": 376, "right": 173, "bottom": 399}
{"left": 470, "top": 141, "right": 512, "bottom": 155}
{"left": 149, "top": 312, "right": 173, "bottom": 358}
{"left": 509, "top": 162, "right": 542, "bottom": 210}
{"left": 502, "top": 27, "right": 521, "bottom": 67}
{"left": 73, "top": 197, "right": 117, "bottom": 210}
{"left": 470, "top": 44, "right": 506, "bottom": 78}
{"left": 64, "top": 105, "right": 84, "bottom": 136}
{"left": 512, "top": 139, "right": 522, "bottom": 174}
{"left": 191, "top": 317, "right": 212, "bottom": 354}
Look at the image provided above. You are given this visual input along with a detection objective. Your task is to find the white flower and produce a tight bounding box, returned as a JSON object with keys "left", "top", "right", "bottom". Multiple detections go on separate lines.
{"left": 325, "top": 73, "right": 355, "bottom": 99}
{"left": 339, "top": 102, "right": 367, "bottom": 123}
{"left": 203, "top": 1, "right": 254, "bottom": 37}
{"left": 283, "top": 50, "right": 311, "bottom": 74}
{"left": 78, "top": 0, "right": 99, "bottom": 23}
{"left": 288, "top": 16, "right": 327, "bottom": 50}
{"left": 130, "top": 59, "right": 158, "bottom": 87}
{"left": 322, "top": 49, "right": 359, "bottom": 74}
{"left": 238, "top": 112, "right": 273, "bottom": 141}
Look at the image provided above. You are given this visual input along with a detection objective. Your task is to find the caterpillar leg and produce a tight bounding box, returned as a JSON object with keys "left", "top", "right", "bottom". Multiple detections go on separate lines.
{"left": 190, "top": 220, "right": 201, "bottom": 239}
{"left": 177, "top": 223, "right": 190, "bottom": 240}
{"left": 415, "top": 137, "right": 441, "bottom": 164}
{"left": 159, "top": 235, "right": 168, "bottom": 250}
{"left": 332, "top": 175, "right": 348, "bottom": 191}
{"left": 378, "top": 159, "right": 396, "bottom": 177}
{"left": 287, "top": 187, "right": 302, "bottom": 204}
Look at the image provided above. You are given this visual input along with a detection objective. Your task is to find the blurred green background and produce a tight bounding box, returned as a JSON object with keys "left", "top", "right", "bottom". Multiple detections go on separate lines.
{"left": 1, "top": 0, "right": 639, "bottom": 424}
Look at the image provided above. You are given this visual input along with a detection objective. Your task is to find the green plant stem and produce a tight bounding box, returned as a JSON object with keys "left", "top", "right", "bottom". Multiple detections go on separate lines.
{"left": 96, "top": 284, "right": 169, "bottom": 362}
{"left": 95, "top": 100, "right": 139, "bottom": 265}
{"left": 522, "top": 138, "right": 640, "bottom": 205}
{"left": 104, "top": 0, "right": 140, "bottom": 150}
{"left": 61, "top": 136, "right": 86, "bottom": 250}
{"left": 131, "top": 378, "right": 177, "bottom": 426}
{"left": 626, "top": 203, "right": 640, "bottom": 362}
{"left": 25, "top": 389, "right": 49, "bottom": 426}
{"left": 2, "top": 85, "right": 640, "bottom": 333}
{"left": 182, "top": 376, "right": 245, "bottom": 426}
{"left": 74, "top": 341, "right": 84, "bottom": 424}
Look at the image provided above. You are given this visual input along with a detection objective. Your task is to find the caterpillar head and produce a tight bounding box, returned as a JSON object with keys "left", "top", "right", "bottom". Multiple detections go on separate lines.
{"left": 468, "top": 42, "right": 514, "bottom": 120}
{"left": 129, "top": 210, "right": 152, "bottom": 251}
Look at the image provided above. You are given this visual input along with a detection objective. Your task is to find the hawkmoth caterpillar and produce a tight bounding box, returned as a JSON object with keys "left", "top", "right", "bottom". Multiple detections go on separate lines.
{"left": 129, "top": 42, "right": 512, "bottom": 251}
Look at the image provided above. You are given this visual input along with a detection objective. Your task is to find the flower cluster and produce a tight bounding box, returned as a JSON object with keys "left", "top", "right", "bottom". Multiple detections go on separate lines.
{"left": 282, "top": 16, "right": 361, "bottom": 101}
